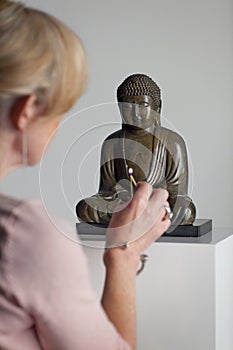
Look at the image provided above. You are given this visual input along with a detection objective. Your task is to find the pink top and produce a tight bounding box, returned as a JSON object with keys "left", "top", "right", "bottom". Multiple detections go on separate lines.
{"left": 0, "top": 194, "right": 130, "bottom": 350}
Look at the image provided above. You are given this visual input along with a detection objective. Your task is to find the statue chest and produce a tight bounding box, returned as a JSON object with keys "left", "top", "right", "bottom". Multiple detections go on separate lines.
{"left": 114, "top": 135, "right": 166, "bottom": 183}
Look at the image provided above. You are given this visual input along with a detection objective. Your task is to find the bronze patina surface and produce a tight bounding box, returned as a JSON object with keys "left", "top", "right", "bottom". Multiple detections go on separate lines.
{"left": 76, "top": 74, "right": 196, "bottom": 226}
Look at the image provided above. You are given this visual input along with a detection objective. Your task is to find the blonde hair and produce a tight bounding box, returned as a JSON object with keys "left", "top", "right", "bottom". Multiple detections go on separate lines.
{"left": 0, "top": 0, "right": 88, "bottom": 118}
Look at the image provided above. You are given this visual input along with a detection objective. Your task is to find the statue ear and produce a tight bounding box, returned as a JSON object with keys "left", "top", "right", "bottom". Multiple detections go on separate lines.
{"left": 118, "top": 101, "right": 123, "bottom": 114}
{"left": 154, "top": 100, "right": 162, "bottom": 126}
{"left": 156, "top": 100, "right": 162, "bottom": 114}
{"left": 156, "top": 114, "right": 161, "bottom": 126}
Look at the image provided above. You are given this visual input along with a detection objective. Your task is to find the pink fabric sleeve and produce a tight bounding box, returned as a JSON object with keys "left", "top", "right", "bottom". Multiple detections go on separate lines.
{"left": 4, "top": 200, "right": 131, "bottom": 350}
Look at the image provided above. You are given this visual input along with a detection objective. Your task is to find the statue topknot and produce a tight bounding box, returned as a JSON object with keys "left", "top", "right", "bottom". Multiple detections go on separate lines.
{"left": 117, "top": 73, "right": 161, "bottom": 110}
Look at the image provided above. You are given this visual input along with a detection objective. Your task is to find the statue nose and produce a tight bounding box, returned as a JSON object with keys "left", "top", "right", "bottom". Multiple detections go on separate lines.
{"left": 132, "top": 103, "right": 140, "bottom": 116}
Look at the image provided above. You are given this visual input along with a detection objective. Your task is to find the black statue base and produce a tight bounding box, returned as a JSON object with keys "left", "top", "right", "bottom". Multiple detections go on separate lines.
{"left": 77, "top": 219, "right": 212, "bottom": 238}
{"left": 164, "top": 219, "right": 212, "bottom": 237}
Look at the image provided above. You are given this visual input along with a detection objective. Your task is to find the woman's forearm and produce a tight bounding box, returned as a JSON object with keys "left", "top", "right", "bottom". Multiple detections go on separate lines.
{"left": 101, "top": 249, "right": 139, "bottom": 350}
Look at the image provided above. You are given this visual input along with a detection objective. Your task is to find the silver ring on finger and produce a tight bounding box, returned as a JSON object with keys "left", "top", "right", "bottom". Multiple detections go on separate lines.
{"left": 163, "top": 205, "right": 173, "bottom": 220}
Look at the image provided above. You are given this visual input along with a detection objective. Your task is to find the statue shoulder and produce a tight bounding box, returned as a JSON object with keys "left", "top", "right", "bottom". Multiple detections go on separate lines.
{"left": 156, "top": 126, "right": 186, "bottom": 147}
{"left": 104, "top": 129, "right": 123, "bottom": 142}
{"left": 156, "top": 127, "right": 188, "bottom": 161}
{"left": 100, "top": 129, "right": 123, "bottom": 157}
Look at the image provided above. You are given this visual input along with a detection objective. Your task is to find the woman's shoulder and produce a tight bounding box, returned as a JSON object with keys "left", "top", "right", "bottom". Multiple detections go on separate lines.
{"left": 0, "top": 193, "right": 23, "bottom": 219}
{"left": 0, "top": 194, "right": 76, "bottom": 244}
{"left": 0, "top": 195, "right": 84, "bottom": 283}
{"left": 0, "top": 194, "right": 46, "bottom": 227}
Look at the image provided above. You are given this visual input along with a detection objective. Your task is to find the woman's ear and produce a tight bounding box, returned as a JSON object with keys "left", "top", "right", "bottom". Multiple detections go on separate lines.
{"left": 10, "top": 95, "right": 37, "bottom": 130}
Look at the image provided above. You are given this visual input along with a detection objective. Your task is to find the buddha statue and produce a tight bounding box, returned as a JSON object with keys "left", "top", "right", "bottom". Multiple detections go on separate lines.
{"left": 76, "top": 73, "right": 196, "bottom": 226}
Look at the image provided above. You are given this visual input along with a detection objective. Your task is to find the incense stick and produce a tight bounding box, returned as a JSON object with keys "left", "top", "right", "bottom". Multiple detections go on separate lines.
{"left": 128, "top": 167, "right": 137, "bottom": 191}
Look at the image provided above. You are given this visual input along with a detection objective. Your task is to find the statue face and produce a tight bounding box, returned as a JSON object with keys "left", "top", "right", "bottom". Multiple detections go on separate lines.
{"left": 118, "top": 95, "right": 159, "bottom": 129}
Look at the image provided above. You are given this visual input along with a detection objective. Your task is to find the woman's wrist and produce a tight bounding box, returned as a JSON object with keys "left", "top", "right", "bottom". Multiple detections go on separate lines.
{"left": 103, "top": 247, "right": 140, "bottom": 277}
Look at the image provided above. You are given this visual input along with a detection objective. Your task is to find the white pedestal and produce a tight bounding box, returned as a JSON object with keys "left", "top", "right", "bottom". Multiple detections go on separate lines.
{"left": 81, "top": 229, "right": 233, "bottom": 350}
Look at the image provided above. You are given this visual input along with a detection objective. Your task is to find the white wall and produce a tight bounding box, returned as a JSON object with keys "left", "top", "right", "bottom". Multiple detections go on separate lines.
{"left": 1, "top": 0, "right": 233, "bottom": 229}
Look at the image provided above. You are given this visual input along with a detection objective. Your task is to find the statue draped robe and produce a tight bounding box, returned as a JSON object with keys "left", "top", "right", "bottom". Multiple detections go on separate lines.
{"left": 76, "top": 125, "right": 196, "bottom": 225}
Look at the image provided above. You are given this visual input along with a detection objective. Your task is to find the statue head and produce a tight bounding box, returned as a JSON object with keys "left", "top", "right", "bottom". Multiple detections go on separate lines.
{"left": 117, "top": 74, "right": 162, "bottom": 130}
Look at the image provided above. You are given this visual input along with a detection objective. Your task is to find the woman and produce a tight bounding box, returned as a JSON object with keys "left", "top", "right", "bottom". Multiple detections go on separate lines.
{"left": 0, "top": 1, "right": 171, "bottom": 349}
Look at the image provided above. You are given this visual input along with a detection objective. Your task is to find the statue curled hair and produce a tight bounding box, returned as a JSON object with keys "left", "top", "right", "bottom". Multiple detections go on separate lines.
{"left": 117, "top": 73, "right": 161, "bottom": 110}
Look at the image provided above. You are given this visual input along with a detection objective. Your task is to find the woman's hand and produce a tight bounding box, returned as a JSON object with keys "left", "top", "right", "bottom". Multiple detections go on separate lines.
{"left": 106, "top": 182, "right": 170, "bottom": 250}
